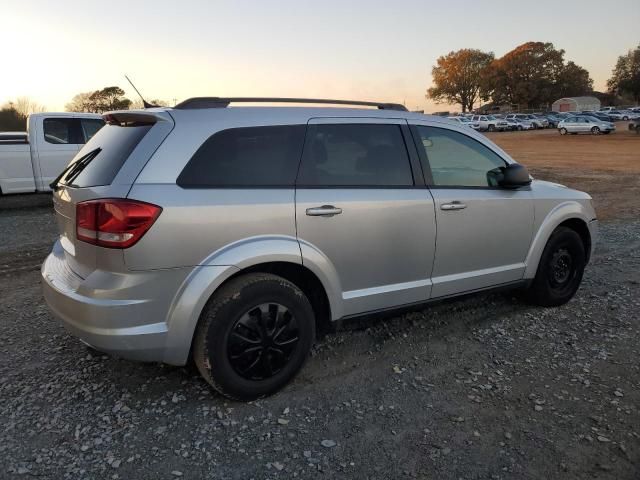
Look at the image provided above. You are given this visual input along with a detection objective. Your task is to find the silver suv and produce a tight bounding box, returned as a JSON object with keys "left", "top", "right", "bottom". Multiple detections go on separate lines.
{"left": 42, "top": 98, "right": 597, "bottom": 400}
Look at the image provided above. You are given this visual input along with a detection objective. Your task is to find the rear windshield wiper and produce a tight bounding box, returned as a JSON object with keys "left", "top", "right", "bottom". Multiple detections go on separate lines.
{"left": 50, "top": 148, "right": 102, "bottom": 191}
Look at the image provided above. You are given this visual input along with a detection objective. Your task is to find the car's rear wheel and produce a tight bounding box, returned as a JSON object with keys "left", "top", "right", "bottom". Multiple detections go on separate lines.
{"left": 559, "top": 128, "right": 567, "bottom": 135}
{"left": 487, "top": 124, "right": 495, "bottom": 132}
{"left": 517, "top": 125, "right": 523, "bottom": 131}
{"left": 591, "top": 126, "right": 601, "bottom": 135}
{"left": 194, "top": 273, "right": 315, "bottom": 401}
{"left": 525, "top": 226, "right": 586, "bottom": 307}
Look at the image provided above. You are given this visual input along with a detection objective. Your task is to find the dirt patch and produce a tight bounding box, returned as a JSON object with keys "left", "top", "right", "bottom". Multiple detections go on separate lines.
{"left": 486, "top": 127, "right": 640, "bottom": 220}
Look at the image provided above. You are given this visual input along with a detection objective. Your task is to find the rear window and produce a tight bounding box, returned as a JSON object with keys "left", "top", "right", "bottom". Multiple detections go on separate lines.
{"left": 43, "top": 118, "right": 83, "bottom": 144}
{"left": 177, "top": 125, "right": 306, "bottom": 187}
{"left": 61, "top": 124, "right": 151, "bottom": 188}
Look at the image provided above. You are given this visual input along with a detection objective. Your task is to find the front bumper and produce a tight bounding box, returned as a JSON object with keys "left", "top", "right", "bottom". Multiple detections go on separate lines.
{"left": 42, "top": 240, "right": 189, "bottom": 363}
{"left": 587, "top": 218, "right": 598, "bottom": 263}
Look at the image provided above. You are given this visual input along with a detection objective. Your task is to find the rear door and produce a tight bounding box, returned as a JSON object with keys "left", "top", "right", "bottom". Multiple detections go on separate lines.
{"left": 411, "top": 123, "right": 534, "bottom": 298}
{"left": 295, "top": 118, "right": 436, "bottom": 317}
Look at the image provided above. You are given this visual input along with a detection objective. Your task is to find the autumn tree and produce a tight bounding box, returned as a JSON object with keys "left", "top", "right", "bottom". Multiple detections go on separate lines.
{"left": 12, "top": 97, "right": 46, "bottom": 117}
{"left": 558, "top": 61, "right": 593, "bottom": 98}
{"left": 484, "top": 42, "right": 592, "bottom": 108}
{"left": 607, "top": 44, "right": 640, "bottom": 103}
{"left": 65, "top": 92, "right": 95, "bottom": 113}
{"left": 129, "top": 98, "right": 170, "bottom": 109}
{"left": 65, "top": 86, "right": 132, "bottom": 113}
{"left": 427, "top": 49, "right": 495, "bottom": 112}
{"left": 0, "top": 106, "right": 26, "bottom": 131}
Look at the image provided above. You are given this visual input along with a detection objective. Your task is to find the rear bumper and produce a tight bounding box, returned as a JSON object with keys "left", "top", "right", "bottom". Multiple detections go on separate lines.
{"left": 42, "top": 240, "right": 190, "bottom": 364}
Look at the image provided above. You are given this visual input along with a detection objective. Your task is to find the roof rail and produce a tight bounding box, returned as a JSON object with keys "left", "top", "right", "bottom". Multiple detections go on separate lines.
{"left": 173, "top": 97, "right": 408, "bottom": 111}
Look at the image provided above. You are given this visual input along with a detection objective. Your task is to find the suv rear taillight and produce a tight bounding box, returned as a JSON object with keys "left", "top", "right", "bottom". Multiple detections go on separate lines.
{"left": 76, "top": 199, "right": 162, "bottom": 249}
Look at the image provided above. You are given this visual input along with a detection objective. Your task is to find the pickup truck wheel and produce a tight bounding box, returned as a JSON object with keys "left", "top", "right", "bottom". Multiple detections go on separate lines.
{"left": 193, "top": 273, "right": 315, "bottom": 401}
{"left": 525, "top": 226, "right": 585, "bottom": 307}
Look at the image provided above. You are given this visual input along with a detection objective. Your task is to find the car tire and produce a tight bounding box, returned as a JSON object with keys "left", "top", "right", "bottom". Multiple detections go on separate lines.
{"left": 559, "top": 128, "right": 567, "bottom": 135}
{"left": 517, "top": 125, "right": 523, "bottom": 131}
{"left": 591, "top": 126, "right": 601, "bottom": 135}
{"left": 193, "top": 273, "right": 315, "bottom": 401}
{"left": 487, "top": 124, "right": 495, "bottom": 132}
{"left": 623, "top": 116, "right": 629, "bottom": 121}
{"left": 525, "top": 226, "right": 586, "bottom": 307}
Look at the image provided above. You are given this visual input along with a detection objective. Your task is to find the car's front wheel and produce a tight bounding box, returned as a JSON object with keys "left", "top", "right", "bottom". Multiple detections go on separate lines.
{"left": 194, "top": 273, "right": 315, "bottom": 401}
{"left": 525, "top": 226, "right": 586, "bottom": 307}
{"left": 591, "top": 126, "right": 601, "bottom": 135}
{"left": 559, "top": 128, "right": 567, "bottom": 135}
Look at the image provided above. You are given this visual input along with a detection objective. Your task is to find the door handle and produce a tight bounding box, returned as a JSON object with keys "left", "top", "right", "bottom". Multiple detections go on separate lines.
{"left": 440, "top": 201, "right": 467, "bottom": 211}
{"left": 306, "top": 205, "right": 343, "bottom": 217}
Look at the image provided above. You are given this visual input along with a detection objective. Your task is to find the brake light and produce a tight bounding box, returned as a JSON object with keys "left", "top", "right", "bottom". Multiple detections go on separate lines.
{"left": 76, "top": 199, "right": 162, "bottom": 248}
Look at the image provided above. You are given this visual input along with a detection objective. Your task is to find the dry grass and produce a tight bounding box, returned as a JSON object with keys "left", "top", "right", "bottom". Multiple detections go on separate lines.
{"left": 486, "top": 126, "right": 640, "bottom": 220}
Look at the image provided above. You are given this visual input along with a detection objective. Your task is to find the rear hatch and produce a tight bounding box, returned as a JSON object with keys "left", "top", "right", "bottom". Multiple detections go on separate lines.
{"left": 52, "top": 111, "right": 174, "bottom": 278}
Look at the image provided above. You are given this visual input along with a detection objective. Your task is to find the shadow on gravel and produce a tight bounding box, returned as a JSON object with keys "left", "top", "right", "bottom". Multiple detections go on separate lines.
{"left": 0, "top": 192, "right": 53, "bottom": 211}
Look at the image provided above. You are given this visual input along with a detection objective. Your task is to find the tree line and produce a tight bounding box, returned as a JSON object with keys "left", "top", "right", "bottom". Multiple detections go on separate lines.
{"left": 428, "top": 42, "right": 640, "bottom": 112}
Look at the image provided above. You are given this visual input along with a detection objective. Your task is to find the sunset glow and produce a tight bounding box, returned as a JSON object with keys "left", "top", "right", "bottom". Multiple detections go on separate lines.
{"left": 2, "top": 0, "right": 639, "bottom": 112}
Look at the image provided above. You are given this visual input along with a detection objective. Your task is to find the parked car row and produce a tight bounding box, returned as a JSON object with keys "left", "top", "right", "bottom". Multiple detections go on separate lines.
{"left": 447, "top": 107, "right": 640, "bottom": 134}
{"left": 448, "top": 112, "right": 559, "bottom": 132}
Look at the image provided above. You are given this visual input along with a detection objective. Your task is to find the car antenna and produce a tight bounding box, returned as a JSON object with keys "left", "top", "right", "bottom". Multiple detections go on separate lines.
{"left": 125, "top": 75, "right": 157, "bottom": 109}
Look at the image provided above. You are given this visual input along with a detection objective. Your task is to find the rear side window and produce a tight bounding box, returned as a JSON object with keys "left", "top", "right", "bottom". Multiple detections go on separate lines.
{"left": 177, "top": 125, "right": 306, "bottom": 187}
{"left": 61, "top": 124, "right": 152, "bottom": 188}
{"left": 80, "top": 119, "right": 105, "bottom": 142}
{"left": 297, "top": 124, "right": 413, "bottom": 187}
{"left": 43, "top": 118, "right": 83, "bottom": 144}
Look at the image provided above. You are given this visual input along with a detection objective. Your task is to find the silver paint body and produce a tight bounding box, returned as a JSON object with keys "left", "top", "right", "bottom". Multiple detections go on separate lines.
{"left": 558, "top": 116, "right": 616, "bottom": 134}
{"left": 42, "top": 107, "right": 598, "bottom": 365}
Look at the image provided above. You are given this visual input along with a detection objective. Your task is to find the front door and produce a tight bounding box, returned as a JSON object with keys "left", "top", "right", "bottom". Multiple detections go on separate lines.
{"left": 411, "top": 124, "right": 534, "bottom": 298}
{"left": 295, "top": 119, "right": 436, "bottom": 317}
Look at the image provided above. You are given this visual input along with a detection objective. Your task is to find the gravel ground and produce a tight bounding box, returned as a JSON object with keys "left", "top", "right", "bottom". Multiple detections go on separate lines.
{"left": 1, "top": 194, "right": 639, "bottom": 479}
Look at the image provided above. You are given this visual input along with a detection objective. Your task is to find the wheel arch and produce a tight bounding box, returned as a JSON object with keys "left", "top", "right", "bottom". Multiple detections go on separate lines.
{"left": 524, "top": 202, "right": 594, "bottom": 279}
{"left": 161, "top": 235, "right": 340, "bottom": 365}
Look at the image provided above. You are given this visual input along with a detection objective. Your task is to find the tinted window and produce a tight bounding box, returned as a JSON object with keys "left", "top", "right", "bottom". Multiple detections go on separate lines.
{"left": 415, "top": 126, "right": 506, "bottom": 187}
{"left": 43, "top": 118, "right": 81, "bottom": 144}
{"left": 81, "top": 119, "right": 105, "bottom": 142}
{"left": 177, "top": 125, "right": 305, "bottom": 187}
{"left": 297, "top": 124, "right": 413, "bottom": 187}
{"left": 61, "top": 124, "right": 152, "bottom": 188}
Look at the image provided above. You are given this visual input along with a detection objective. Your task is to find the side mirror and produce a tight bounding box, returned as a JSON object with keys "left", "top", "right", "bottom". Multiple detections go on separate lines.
{"left": 499, "top": 163, "right": 531, "bottom": 189}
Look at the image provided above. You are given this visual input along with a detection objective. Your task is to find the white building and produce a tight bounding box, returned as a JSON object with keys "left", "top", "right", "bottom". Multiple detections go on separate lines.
{"left": 551, "top": 96, "right": 601, "bottom": 112}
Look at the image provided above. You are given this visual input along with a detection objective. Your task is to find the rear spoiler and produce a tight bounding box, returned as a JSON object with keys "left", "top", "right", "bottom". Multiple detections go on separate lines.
{"left": 103, "top": 110, "right": 171, "bottom": 126}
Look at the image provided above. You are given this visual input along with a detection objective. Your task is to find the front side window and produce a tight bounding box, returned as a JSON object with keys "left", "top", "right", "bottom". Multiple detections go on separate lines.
{"left": 177, "top": 125, "right": 306, "bottom": 187}
{"left": 43, "top": 118, "right": 80, "bottom": 144}
{"left": 297, "top": 124, "right": 413, "bottom": 187}
{"left": 415, "top": 126, "right": 507, "bottom": 187}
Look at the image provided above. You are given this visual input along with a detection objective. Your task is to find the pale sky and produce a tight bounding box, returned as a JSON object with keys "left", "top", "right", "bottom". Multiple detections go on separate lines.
{"left": 2, "top": 0, "right": 639, "bottom": 112}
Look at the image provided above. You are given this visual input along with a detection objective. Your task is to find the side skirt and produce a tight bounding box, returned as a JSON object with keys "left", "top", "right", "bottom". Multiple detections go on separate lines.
{"left": 332, "top": 279, "right": 530, "bottom": 329}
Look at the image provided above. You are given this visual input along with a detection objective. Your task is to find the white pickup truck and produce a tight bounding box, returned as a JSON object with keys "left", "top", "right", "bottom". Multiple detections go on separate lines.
{"left": 0, "top": 112, "right": 104, "bottom": 194}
